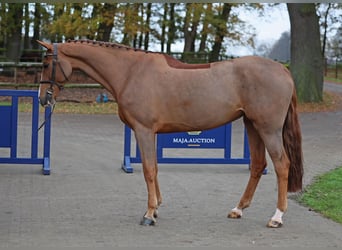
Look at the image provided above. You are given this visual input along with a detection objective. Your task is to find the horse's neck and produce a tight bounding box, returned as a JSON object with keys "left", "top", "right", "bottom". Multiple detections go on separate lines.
{"left": 61, "top": 44, "right": 137, "bottom": 100}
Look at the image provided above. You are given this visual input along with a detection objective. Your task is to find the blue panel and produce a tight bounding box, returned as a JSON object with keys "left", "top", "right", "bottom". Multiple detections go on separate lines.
{"left": 0, "top": 90, "right": 52, "bottom": 175}
{"left": 0, "top": 106, "right": 12, "bottom": 147}
{"left": 10, "top": 96, "right": 18, "bottom": 158}
{"left": 122, "top": 123, "right": 251, "bottom": 173}
{"left": 157, "top": 125, "right": 227, "bottom": 149}
{"left": 43, "top": 157, "right": 50, "bottom": 175}
{"left": 43, "top": 106, "right": 52, "bottom": 159}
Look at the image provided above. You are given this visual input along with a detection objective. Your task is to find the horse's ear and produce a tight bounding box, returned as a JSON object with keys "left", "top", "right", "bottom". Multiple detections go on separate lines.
{"left": 36, "top": 40, "right": 52, "bottom": 50}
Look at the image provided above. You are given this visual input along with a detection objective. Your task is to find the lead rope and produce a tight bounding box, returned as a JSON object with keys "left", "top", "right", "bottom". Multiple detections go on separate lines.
{"left": 38, "top": 104, "right": 55, "bottom": 132}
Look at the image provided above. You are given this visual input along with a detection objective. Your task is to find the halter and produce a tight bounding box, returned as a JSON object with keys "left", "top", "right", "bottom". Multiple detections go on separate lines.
{"left": 38, "top": 43, "right": 68, "bottom": 132}
{"left": 40, "top": 43, "right": 69, "bottom": 91}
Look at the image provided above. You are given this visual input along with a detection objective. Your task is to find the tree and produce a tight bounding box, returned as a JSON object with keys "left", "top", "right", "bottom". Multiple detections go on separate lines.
{"left": 166, "top": 3, "right": 176, "bottom": 53}
{"left": 5, "top": 3, "right": 23, "bottom": 62}
{"left": 121, "top": 3, "right": 140, "bottom": 46}
{"left": 0, "top": 3, "right": 254, "bottom": 61}
{"left": 0, "top": 4, "right": 6, "bottom": 48}
{"left": 157, "top": 3, "right": 177, "bottom": 53}
{"left": 143, "top": 3, "right": 152, "bottom": 50}
{"left": 317, "top": 3, "right": 342, "bottom": 59}
{"left": 209, "top": 3, "right": 232, "bottom": 62}
{"left": 32, "top": 3, "right": 42, "bottom": 49}
{"left": 23, "top": 3, "right": 30, "bottom": 50}
{"left": 329, "top": 27, "right": 342, "bottom": 59}
{"left": 320, "top": 3, "right": 332, "bottom": 59}
{"left": 46, "top": 3, "right": 96, "bottom": 42}
{"left": 199, "top": 4, "right": 212, "bottom": 52}
{"left": 287, "top": 3, "right": 323, "bottom": 102}
{"left": 92, "top": 3, "right": 117, "bottom": 42}
{"left": 183, "top": 3, "right": 203, "bottom": 53}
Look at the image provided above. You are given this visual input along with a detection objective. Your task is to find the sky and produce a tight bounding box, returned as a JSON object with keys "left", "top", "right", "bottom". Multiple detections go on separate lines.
{"left": 241, "top": 4, "right": 290, "bottom": 42}
{"left": 234, "top": 3, "right": 290, "bottom": 56}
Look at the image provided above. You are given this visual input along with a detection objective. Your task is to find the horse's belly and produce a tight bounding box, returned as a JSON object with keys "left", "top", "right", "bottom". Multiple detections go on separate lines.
{"left": 157, "top": 105, "right": 243, "bottom": 133}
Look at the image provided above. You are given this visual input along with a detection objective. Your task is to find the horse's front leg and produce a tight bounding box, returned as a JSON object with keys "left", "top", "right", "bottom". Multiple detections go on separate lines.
{"left": 134, "top": 128, "right": 160, "bottom": 226}
{"left": 154, "top": 164, "right": 162, "bottom": 218}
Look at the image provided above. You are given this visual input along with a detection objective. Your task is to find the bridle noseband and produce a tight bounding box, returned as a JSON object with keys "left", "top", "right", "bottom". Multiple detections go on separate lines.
{"left": 38, "top": 43, "right": 69, "bottom": 131}
{"left": 40, "top": 43, "right": 69, "bottom": 92}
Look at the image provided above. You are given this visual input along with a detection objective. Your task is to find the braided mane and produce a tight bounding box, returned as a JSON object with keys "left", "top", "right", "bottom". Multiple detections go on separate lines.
{"left": 66, "top": 39, "right": 211, "bottom": 69}
{"left": 66, "top": 39, "right": 157, "bottom": 54}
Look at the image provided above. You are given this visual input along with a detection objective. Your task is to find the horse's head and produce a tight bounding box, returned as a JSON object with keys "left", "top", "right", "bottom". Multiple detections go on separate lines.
{"left": 37, "top": 40, "right": 72, "bottom": 107}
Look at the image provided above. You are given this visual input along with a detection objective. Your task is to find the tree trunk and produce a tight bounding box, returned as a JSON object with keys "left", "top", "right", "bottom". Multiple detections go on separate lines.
{"left": 96, "top": 3, "right": 116, "bottom": 42}
{"left": 160, "top": 3, "right": 168, "bottom": 52}
{"left": 132, "top": 3, "right": 140, "bottom": 48}
{"left": 199, "top": 3, "right": 212, "bottom": 52}
{"left": 166, "top": 3, "right": 175, "bottom": 54}
{"left": 209, "top": 3, "right": 231, "bottom": 62}
{"left": 5, "top": 3, "right": 23, "bottom": 62}
{"left": 23, "top": 4, "right": 30, "bottom": 50}
{"left": 0, "top": 4, "right": 6, "bottom": 48}
{"left": 321, "top": 3, "right": 331, "bottom": 59}
{"left": 287, "top": 3, "right": 323, "bottom": 102}
{"left": 143, "top": 3, "right": 152, "bottom": 50}
{"left": 183, "top": 3, "right": 202, "bottom": 53}
{"left": 32, "top": 3, "right": 41, "bottom": 49}
{"left": 122, "top": 3, "right": 139, "bottom": 46}
{"left": 52, "top": 4, "right": 65, "bottom": 42}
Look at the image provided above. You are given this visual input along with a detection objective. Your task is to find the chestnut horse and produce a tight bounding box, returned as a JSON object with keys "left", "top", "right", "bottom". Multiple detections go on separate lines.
{"left": 37, "top": 40, "right": 303, "bottom": 228}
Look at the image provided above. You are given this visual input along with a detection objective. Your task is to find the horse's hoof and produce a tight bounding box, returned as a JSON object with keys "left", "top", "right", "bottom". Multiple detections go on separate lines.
{"left": 140, "top": 216, "right": 156, "bottom": 226}
{"left": 267, "top": 220, "right": 283, "bottom": 228}
{"left": 154, "top": 209, "right": 158, "bottom": 218}
{"left": 227, "top": 210, "right": 242, "bottom": 219}
{"left": 228, "top": 207, "right": 242, "bottom": 219}
{"left": 227, "top": 211, "right": 241, "bottom": 219}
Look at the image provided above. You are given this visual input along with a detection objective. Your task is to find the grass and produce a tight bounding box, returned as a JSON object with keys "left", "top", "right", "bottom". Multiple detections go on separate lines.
{"left": 50, "top": 101, "right": 118, "bottom": 114}
{"left": 298, "top": 167, "right": 342, "bottom": 224}
{"left": 10, "top": 101, "right": 119, "bottom": 114}
{"left": 325, "top": 77, "right": 342, "bottom": 84}
{"left": 297, "top": 91, "right": 342, "bottom": 113}
{"left": 0, "top": 101, "right": 11, "bottom": 106}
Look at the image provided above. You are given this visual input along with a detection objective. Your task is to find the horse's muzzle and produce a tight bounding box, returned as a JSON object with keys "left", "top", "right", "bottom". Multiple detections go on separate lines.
{"left": 39, "top": 89, "right": 55, "bottom": 107}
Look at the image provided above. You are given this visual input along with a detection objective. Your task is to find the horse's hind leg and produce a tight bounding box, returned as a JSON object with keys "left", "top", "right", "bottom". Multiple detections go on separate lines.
{"left": 262, "top": 132, "right": 290, "bottom": 228}
{"left": 228, "top": 117, "right": 267, "bottom": 219}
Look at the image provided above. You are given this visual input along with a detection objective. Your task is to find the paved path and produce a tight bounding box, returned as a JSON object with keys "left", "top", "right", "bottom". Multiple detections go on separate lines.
{"left": 0, "top": 91, "right": 341, "bottom": 247}
{"left": 324, "top": 81, "right": 342, "bottom": 93}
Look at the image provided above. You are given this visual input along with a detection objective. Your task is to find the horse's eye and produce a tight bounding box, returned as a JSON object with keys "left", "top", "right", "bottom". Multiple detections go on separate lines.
{"left": 43, "top": 63, "right": 49, "bottom": 68}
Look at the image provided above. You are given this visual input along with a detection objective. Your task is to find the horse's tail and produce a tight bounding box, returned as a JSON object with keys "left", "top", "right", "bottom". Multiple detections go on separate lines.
{"left": 283, "top": 87, "right": 304, "bottom": 192}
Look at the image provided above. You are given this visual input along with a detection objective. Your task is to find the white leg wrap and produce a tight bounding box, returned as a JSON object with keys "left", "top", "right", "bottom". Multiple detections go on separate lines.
{"left": 271, "top": 208, "right": 284, "bottom": 224}
{"left": 232, "top": 207, "right": 243, "bottom": 217}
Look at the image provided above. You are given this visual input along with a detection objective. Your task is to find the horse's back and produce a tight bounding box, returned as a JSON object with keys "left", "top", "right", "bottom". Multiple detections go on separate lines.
{"left": 119, "top": 55, "right": 294, "bottom": 133}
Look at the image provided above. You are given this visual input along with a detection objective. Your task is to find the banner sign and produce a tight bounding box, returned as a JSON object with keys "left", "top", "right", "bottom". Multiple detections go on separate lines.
{"left": 122, "top": 123, "right": 250, "bottom": 173}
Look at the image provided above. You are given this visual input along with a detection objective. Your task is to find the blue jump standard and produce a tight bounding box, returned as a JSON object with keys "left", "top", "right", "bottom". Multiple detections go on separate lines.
{"left": 0, "top": 90, "right": 52, "bottom": 175}
{"left": 122, "top": 123, "right": 267, "bottom": 174}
